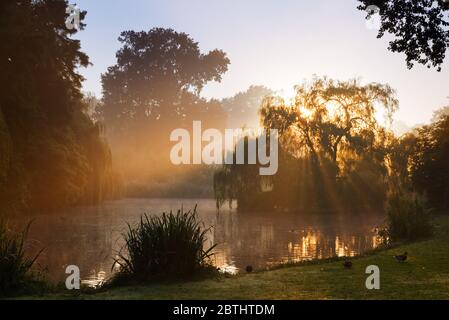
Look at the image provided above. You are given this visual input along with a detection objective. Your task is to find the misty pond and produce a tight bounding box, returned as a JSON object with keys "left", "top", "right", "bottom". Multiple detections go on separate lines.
{"left": 10, "top": 198, "right": 384, "bottom": 286}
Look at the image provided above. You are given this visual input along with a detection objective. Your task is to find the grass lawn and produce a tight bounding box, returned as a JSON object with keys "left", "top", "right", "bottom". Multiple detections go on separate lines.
{"left": 17, "top": 216, "right": 449, "bottom": 300}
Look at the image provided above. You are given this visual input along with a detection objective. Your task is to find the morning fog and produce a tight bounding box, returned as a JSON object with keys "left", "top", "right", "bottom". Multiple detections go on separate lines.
{"left": 170, "top": 121, "right": 279, "bottom": 175}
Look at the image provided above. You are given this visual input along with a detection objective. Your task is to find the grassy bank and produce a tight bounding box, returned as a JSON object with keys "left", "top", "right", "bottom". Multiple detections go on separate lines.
{"left": 16, "top": 216, "right": 449, "bottom": 300}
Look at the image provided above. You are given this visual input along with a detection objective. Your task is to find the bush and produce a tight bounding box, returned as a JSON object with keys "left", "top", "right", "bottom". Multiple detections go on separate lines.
{"left": 113, "top": 206, "right": 217, "bottom": 282}
{"left": 0, "top": 220, "right": 43, "bottom": 296}
{"left": 379, "top": 192, "right": 433, "bottom": 244}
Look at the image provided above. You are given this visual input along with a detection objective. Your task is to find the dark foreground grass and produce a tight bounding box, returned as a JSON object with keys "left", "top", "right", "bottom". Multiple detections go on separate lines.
{"left": 16, "top": 215, "right": 449, "bottom": 300}
{"left": 0, "top": 220, "right": 46, "bottom": 297}
{"left": 112, "top": 206, "right": 217, "bottom": 284}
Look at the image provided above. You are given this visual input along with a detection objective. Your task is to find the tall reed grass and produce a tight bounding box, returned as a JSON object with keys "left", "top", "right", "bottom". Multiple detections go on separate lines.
{"left": 0, "top": 220, "right": 43, "bottom": 296}
{"left": 113, "top": 206, "right": 217, "bottom": 282}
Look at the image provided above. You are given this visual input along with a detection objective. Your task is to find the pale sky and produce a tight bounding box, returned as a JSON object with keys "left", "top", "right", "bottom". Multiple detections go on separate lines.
{"left": 74, "top": 0, "right": 449, "bottom": 127}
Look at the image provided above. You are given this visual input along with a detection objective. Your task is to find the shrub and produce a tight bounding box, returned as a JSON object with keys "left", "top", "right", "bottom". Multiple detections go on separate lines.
{"left": 0, "top": 220, "right": 43, "bottom": 296}
{"left": 113, "top": 206, "right": 217, "bottom": 282}
{"left": 378, "top": 192, "right": 433, "bottom": 244}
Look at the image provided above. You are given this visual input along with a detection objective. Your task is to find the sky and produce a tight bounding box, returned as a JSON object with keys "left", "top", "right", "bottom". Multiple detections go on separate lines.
{"left": 74, "top": 0, "right": 449, "bottom": 127}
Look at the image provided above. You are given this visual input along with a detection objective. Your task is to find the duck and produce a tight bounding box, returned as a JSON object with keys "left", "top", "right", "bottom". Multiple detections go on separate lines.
{"left": 394, "top": 252, "right": 408, "bottom": 262}
{"left": 245, "top": 265, "right": 253, "bottom": 273}
{"left": 343, "top": 260, "right": 353, "bottom": 269}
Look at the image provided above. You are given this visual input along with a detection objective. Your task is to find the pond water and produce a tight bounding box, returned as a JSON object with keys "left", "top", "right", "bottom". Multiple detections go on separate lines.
{"left": 8, "top": 198, "right": 384, "bottom": 286}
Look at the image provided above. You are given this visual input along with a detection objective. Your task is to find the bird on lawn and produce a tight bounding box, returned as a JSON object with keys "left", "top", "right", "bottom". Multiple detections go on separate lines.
{"left": 394, "top": 252, "right": 408, "bottom": 262}
{"left": 343, "top": 260, "right": 353, "bottom": 269}
{"left": 245, "top": 265, "right": 253, "bottom": 273}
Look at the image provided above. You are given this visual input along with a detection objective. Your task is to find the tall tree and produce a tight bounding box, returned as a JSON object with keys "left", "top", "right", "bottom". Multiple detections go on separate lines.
{"left": 411, "top": 114, "right": 449, "bottom": 209}
{"left": 260, "top": 77, "right": 398, "bottom": 177}
{"left": 0, "top": 0, "right": 117, "bottom": 211}
{"left": 101, "top": 28, "right": 229, "bottom": 131}
{"left": 215, "top": 77, "right": 398, "bottom": 211}
{"left": 99, "top": 28, "right": 230, "bottom": 185}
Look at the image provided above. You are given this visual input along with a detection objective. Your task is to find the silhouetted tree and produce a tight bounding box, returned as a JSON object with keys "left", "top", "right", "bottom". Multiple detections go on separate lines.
{"left": 99, "top": 28, "right": 230, "bottom": 191}
{"left": 411, "top": 114, "right": 449, "bottom": 209}
{"left": 385, "top": 132, "right": 418, "bottom": 189}
{"left": 358, "top": 0, "right": 449, "bottom": 70}
{"left": 260, "top": 77, "right": 398, "bottom": 178}
{"left": 215, "top": 77, "right": 398, "bottom": 211}
{"left": 0, "top": 0, "right": 118, "bottom": 211}
{"left": 100, "top": 28, "right": 229, "bottom": 131}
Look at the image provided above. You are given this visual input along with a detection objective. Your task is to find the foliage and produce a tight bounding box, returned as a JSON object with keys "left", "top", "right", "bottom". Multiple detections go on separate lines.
{"left": 431, "top": 106, "right": 449, "bottom": 123}
{"left": 100, "top": 27, "right": 229, "bottom": 131}
{"left": 379, "top": 191, "right": 433, "bottom": 244}
{"left": 215, "top": 77, "right": 398, "bottom": 211}
{"left": 113, "top": 206, "right": 217, "bottom": 282}
{"left": 99, "top": 28, "right": 230, "bottom": 194}
{"left": 410, "top": 115, "right": 449, "bottom": 209}
{"left": 0, "top": 0, "right": 119, "bottom": 212}
{"left": 385, "top": 132, "right": 418, "bottom": 189}
{"left": 260, "top": 77, "right": 398, "bottom": 173}
{"left": 214, "top": 133, "right": 282, "bottom": 211}
{"left": 0, "top": 219, "right": 43, "bottom": 296}
{"left": 358, "top": 0, "right": 449, "bottom": 70}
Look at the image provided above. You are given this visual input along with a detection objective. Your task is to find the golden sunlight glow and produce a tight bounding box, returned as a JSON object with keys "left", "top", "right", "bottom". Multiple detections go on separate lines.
{"left": 325, "top": 102, "right": 339, "bottom": 117}
{"left": 299, "top": 106, "right": 314, "bottom": 119}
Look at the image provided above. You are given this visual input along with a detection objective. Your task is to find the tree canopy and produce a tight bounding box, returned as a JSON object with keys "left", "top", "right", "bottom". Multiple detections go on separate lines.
{"left": 260, "top": 77, "right": 398, "bottom": 175}
{"left": 410, "top": 113, "right": 449, "bottom": 209}
{"left": 215, "top": 77, "right": 399, "bottom": 211}
{"left": 0, "top": 0, "right": 119, "bottom": 211}
{"left": 358, "top": 0, "right": 449, "bottom": 70}
{"left": 98, "top": 28, "right": 230, "bottom": 193}
{"left": 101, "top": 28, "right": 229, "bottom": 128}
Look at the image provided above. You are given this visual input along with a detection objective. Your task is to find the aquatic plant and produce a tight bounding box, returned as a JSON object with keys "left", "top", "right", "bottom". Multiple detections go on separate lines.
{"left": 0, "top": 219, "right": 43, "bottom": 296}
{"left": 113, "top": 206, "right": 217, "bottom": 282}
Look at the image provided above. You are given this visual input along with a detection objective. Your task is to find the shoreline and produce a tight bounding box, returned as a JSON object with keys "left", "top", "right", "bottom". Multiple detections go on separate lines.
{"left": 12, "top": 215, "right": 449, "bottom": 300}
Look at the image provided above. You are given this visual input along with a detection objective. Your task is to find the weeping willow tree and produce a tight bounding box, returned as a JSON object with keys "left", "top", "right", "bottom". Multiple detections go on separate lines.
{"left": 213, "top": 168, "right": 234, "bottom": 210}
{"left": 0, "top": 1, "right": 122, "bottom": 212}
{"left": 213, "top": 135, "right": 278, "bottom": 211}
{"left": 213, "top": 157, "right": 261, "bottom": 211}
{"left": 215, "top": 77, "right": 400, "bottom": 212}
{"left": 261, "top": 77, "right": 398, "bottom": 177}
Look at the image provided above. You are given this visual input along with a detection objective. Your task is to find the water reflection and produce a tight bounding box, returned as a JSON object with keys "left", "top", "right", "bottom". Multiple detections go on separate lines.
{"left": 211, "top": 211, "right": 382, "bottom": 273}
{"left": 6, "top": 198, "right": 383, "bottom": 284}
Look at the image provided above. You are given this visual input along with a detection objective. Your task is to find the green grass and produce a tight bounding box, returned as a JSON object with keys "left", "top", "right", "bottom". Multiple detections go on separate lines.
{"left": 15, "top": 215, "right": 449, "bottom": 300}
